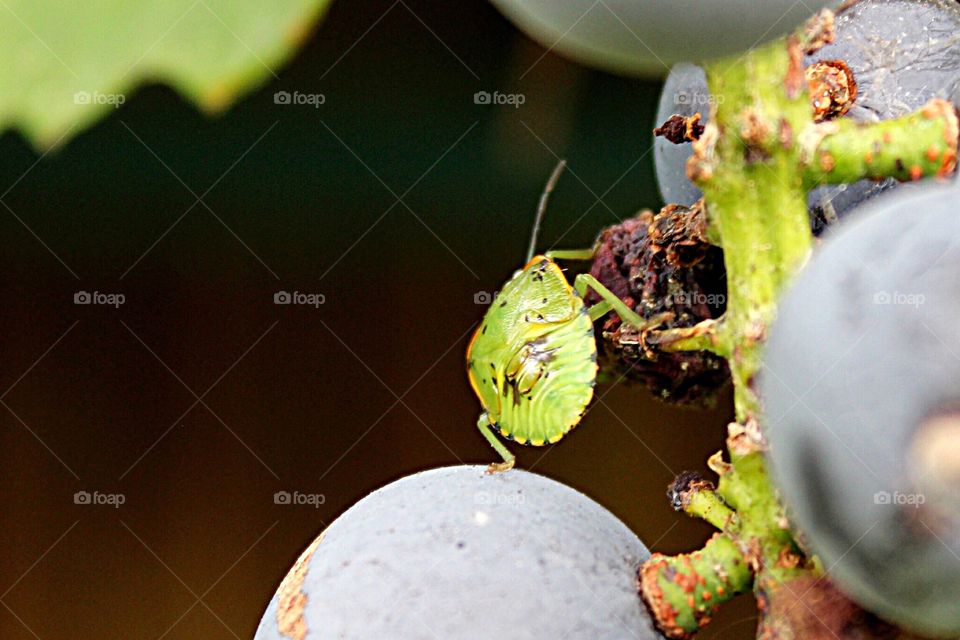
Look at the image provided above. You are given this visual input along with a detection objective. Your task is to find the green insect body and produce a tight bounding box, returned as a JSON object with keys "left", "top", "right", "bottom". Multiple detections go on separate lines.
{"left": 467, "top": 256, "right": 598, "bottom": 450}
{"left": 468, "top": 161, "right": 664, "bottom": 472}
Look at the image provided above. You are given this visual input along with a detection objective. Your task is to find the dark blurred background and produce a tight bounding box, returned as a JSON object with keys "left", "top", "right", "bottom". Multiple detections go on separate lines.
{"left": 0, "top": 0, "right": 752, "bottom": 637}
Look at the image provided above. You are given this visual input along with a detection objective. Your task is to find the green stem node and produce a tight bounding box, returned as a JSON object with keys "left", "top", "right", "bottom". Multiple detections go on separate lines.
{"left": 640, "top": 533, "right": 753, "bottom": 639}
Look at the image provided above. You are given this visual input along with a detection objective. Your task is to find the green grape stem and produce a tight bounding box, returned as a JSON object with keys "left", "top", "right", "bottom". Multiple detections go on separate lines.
{"left": 638, "top": 8, "right": 959, "bottom": 638}
{"left": 803, "top": 99, "right": 959, "bottom": 187}
{"left": 641, "top": 533, "right": 753, "bottom": 639}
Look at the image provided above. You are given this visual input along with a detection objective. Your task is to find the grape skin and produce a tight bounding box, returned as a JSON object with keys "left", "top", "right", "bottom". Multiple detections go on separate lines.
{"left": 760, "top": 182, "right": 960, "bottom": 638}
{"left": 807, "top": 0, "right": 960, "bottom": 227}
{"left": 254, "top": 466, "right": 663, "bottom": 639}
{"left": 653, "top": 64, "right": 707, "bottom": 207}
{"left": 653, "top": 0, "right": 960, "bottom": 232}
{"left": 488, "top": 0, "right": 833, "bottom": 77}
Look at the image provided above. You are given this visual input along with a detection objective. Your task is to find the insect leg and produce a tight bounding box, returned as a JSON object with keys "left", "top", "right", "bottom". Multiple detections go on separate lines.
{"left": 647, "top": 318, "right": 728, "bottom": 357}
{"left": 586, "top": 299, "right": 613, "bottom": 322}
{"left": 574, "top": 274, "right": 673, "bottom": 330}
{"left": 477, "top": 413, "right": 516, "bottom": 473}
{"left": 545, "top": 248, "right": 595, "bottom": 261}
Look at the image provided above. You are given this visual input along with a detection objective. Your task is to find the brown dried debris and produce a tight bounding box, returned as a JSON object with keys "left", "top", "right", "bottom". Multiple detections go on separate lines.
{"left": 740, "top": 108, "right": 772, "bottom": 147}
{"left": 787, "top": 10, "right": 837, "bottom": 100}
{"left": 655, "top": 113, "right": 706, "bottom": 145}
{"left": 786, "top": 35, "right": 807, "bottom": 100}
{"left": 778, "top": 118, "right": 794, "bottom": 149}
{"left": 739, "top": 109, "right": 775, "bottom": 163}
{"left": 587, "top": 209, "right": 728, "bottom": 405}
{"left": 807, "top": 60, "right": 857, "bottom": 122}
{"left": 775, "top": 547, "right": 803, "bottom": 571}
{"left": 707, "top": 450, "right": 732, "bottom": 477}
{"left": 648, "top": 200, "right": 711, "bottom": 268}
{"left": 687, "top": 122, "right": 718, "bottom": 184}
{"left": 727, "top": 418, "right": 767, "bottom": 457}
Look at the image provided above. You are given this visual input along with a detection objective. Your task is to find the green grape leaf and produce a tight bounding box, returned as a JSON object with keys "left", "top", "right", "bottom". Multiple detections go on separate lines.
{"left": 0, "top": 0, "right": 332, "bottom": 148}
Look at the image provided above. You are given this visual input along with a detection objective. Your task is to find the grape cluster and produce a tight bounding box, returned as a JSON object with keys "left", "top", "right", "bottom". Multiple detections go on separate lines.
{"left": 654, "top": 0, "right": 960, "bottom": 233}
{"left": 256, "top": 3, "right": 960, "bottom": 639}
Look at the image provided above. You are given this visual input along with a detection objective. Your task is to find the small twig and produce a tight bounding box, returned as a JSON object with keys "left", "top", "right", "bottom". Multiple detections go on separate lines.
{"left": 668, "top": 471, "right": 737, "bottom": 531}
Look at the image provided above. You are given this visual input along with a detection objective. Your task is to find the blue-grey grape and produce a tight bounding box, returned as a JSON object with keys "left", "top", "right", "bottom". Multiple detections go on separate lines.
{"left": 653, "top": 64, "right": 707, "bottom": 207}
{"left": 255, "top": 466, "right": 664, "bottom": 639}
{"left": 761, "top": 183, "right": 960, "bottom": 637}
{"left": 654, "top": 0, "right": 960, "bottom": 232}
{"left": 807, "top": 0, "right": 960, "bottom": 228}
{"left": 488, "top": 0, "right": 834, "bottom": 77}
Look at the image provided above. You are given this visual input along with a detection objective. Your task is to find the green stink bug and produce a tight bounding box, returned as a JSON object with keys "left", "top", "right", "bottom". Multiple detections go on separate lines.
{"left": 467, "top": 162, "right": 670, "bottom": 472}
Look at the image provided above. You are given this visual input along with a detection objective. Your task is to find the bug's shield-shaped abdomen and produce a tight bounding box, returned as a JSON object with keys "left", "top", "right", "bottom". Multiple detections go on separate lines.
{"left": 505, "top": 336, "right": 558, "bottom": 397}
{"left": 467, "top": 257, "right": 598, "bottom": 447}
{"left": 494, "top": 305, "right": 598, "bottom": 446}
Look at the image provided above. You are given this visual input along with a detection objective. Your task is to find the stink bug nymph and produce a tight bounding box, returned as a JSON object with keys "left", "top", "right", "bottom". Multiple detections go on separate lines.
{"left": 467, "top": 162, "right": 670, "bottom": 472}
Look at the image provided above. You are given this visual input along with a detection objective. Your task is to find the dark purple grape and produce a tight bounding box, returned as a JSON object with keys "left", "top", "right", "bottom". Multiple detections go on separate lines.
{"left": 761, "top": 182, "right": 960, "bottom": 637}
{"left": 255, "top": 466, "right": 663, "bottom": 639}
{"left": 588, "top": 208, "right": 729, "bottom": 405}
{"left": 807, "top": 0, "right": 960, "bottom": 227}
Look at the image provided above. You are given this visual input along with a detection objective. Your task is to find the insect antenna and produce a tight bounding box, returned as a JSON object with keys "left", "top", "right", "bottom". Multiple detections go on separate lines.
{"left": 525, "top": 160, "right": 567, "bottom": 264}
